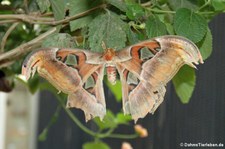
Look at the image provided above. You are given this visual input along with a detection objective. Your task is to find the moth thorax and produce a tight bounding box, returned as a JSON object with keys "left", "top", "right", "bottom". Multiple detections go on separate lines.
{"left": 106, "top": 65, "right": 117, "bottom": 85}
{"left": 103, "top": 48, "right": 115, "bottom": 61}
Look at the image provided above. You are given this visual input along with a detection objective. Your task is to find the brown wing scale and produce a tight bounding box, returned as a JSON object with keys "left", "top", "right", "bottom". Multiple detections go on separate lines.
{"left": 21, "top": 35, "right": 203, "bottom": 122}
{"left": 116, "top": 35, "right": 203, "bottom": 122}
{"left": 22, "top": 48, "right": 106, "bottom": 121}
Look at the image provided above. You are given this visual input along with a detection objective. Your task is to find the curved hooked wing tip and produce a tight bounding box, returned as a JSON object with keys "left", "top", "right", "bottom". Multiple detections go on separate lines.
{"left": 154, "top": 35, "right": 204, "bottom": 68}
{"left": 21, "top": 48, "right": 59, "bottom": 80}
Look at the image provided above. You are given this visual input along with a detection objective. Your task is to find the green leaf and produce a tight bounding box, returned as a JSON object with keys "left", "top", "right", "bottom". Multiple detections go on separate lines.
{"left": 172, "top": 65, "right": 196, "bottom": 103}
{"left": 49, "top": 0, "right": 65, "bottom": 20}
{"left": 11, "top": 59, "right": 23, "bottom": 74}
{"left": 94, "top": 110, "right": 117, "bottom": 130}
{"left": 28, "top": 75, "right": 40, "bottom": 94}
{"left": 28, "top": 0, "right": 40, "bottom": 12}
{"left": 146, "top": 16, "right": 167, "bottom": 38}
{"left": 38, "top": 128, "right": 48, "bottom": 141}
{"left": 174, "top": 8, "right": 207, "bottom": 43}
{"left": 105, "top": 79, "right": 122, "bottom": 102}
{"left": 165, "top": 23, "right": 175, "bottom": 35}
{"left": 88, "top": 11, "right": 127, "bottom": 52}
{"left": 212, "top": 0, "right": 225, "bottom": 11}
{"left": 49, "top": 0, "right": 65, "bottom": 30}
{"left": 106, "top": 0, "right": 127, "bottom": 12}
{"left": 42, "top": 33, "right": 77, "bottom": 48}
{"left": 126, "top": 28, "right": 139, "bottom": 44}
{"left": 68, "top": 0, "right": 100, "bottom": 31}
{"left": 115, "top": 113, "right": 132, "bottom": 124}
{"left": 36, "top": 0, "right": 50, "bottom": 13}
{"left": 198, "top": 27, "right": 212, "bottom": 60}
{"left": 83, "top": 142, "right": 110, "bottom": 149}
{"left": 126, "top": 3, "right": 144, "bottom": 20}
{"left": 168, "top": 0, "right": 198, "bottom": 10}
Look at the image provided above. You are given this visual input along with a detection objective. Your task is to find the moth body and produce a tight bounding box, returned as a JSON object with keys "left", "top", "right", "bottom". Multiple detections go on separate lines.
{"left": 22, "top": 35, "right": 203, "bottom": 122}
{"left": 105, "top": 64, "right": 117, "bottom": 85}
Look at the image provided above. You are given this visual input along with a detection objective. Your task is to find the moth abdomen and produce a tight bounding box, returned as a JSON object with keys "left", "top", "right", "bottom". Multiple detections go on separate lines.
{"left": 106, "top": 64, "right": 117, "bottom": 85}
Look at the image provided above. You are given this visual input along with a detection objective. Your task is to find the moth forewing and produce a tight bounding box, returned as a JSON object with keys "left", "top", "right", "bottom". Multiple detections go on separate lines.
{"left": 22, "top": 35, "right": 203, "bottom": 122}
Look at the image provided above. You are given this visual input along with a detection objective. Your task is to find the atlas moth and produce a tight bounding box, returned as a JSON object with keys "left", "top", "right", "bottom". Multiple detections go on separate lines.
{"left": 22, "top": 35, "right": 203, "bottom": 122}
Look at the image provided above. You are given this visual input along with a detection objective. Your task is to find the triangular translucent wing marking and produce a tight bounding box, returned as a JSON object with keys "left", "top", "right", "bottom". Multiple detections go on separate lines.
{"left": 22, "top": 35, "right": 203, "bottom": 122}
{"left": 116, "top": 35, "right": 203, "bottom": 122}
{"left": 116, "top": 40, "right": 163, "bottom": 122}
{"left": 56, "top": 49, "right": 106, "bottom": 121}
{"left": 22, "top": 48, "right": 106, "bottom": 121}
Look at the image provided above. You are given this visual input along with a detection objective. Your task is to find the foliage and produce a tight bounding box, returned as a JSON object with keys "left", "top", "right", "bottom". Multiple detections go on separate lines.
{"left": 1, "top": 0, "right": 225, "bottom": 148}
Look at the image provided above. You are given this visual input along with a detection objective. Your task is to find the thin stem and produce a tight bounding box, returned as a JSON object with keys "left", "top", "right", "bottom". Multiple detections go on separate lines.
{"left": 49, "top": 4, "right": 107, "bottom": 26}
{"left": 55, "top": 95, "right": 97, "bottom": 137}
{"left": 97, "top": 128, "right": 115, "bottom": 138}
{"left": 147, "top": 7, "right": 215, "bottom": 15}
{"left": 23, "top": 0, "right": 29, "bottom": 13}
{"left": 41, "top": 12, "right": 53, "bottom": 17}
{"left": 38, "top": 105, "right": 61, "bottom": 141}
{"left": 62, "top": 103, "right": 139, "bottom": 139}
{"left": 1, "top": 22, "right": 20, "bottom": 52}
{"left": 0, "top": 20, "right": 17, "bottom": 24}
{"left": 37, "top": 68, "right": 139, "bottom": 140}
{"left": 39, "top": 83, "right": 101, "bottom": 138}
{"left": 58, "top": 96, "right": 139, "bottom": 139}
{"left": 198, "top": 11, "right": 215, "bottom": 15}
{"left": 106, "top": 133, "right": 139, "bottom": 139}
{"left": 147, "top": 8, "right": 175, "bottom": 14}
{"left": 0, "top": 4, "right": 106, "bottom": 25}
{"left": 198, "top": 0, "right": 211, "bottom": 11}
{"left": 141, "top": 1, "right": 152, "bottom": 7}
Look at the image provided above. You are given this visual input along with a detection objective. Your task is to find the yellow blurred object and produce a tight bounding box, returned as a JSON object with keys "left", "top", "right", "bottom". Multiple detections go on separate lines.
{"left": 134, "top": 124, "right": 148, "bottom": 138}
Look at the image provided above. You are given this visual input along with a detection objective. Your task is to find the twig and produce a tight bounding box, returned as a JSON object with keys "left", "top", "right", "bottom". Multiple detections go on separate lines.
{"left": 0, "top": 20, "right": 17, "bottom": 24}
{"left": 198, "top": 0, "right": 211, "bottom": 11}
{"left": 0, "top": 27, "right": 57, "bottom": 67}
{"left": 141, "top": 1, "right": 152, "bottom": 7}
{"left": 1, "top": 22, "right": 20, "bottom": 52}
{"left": 0, "top": 4, "right": 106, "bottom": 25}
{"left": 23, "top": 0, "right": 29, "bottom": 13}
{"left": 50, "top": 4, "right": 107, "bottom": 25}
{"left": 0, "top": 14, "right": 52, "bottom": 23}
{"left": 146, "top": 8, "right": 175, "bottom": 14}
{"left": 41, "top": 12, "right": 53, "bottom": 17}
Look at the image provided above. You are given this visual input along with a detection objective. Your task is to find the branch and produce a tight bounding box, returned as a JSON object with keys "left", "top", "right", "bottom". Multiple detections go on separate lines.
{"left": 50, "top": 4, "right": 107, "bottom": 25}
{"left": 0, "top": 20, "right": 17, "bottom": 25}
{"left": 0, "top": 27, "right": 57, "bottom": 68}
{"left": 23, "top": 0, "right": 29, "bottom": 13}
{"left": 0, "top": 4, "right": 106, "bottom": 25}
{"left": 1, "top": 22, "right": 20, "bottom": 52}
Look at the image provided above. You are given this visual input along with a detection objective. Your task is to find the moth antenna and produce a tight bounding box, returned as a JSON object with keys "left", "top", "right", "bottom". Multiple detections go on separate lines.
{"left": 101, "top": 41, "right": 107, "bottom": 51}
